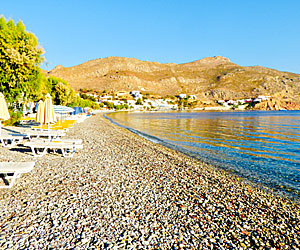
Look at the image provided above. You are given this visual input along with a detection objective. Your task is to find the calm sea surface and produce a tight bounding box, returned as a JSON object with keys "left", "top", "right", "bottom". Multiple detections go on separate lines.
{"left": 106, "top": 110, "right": 300, "bottom": 198}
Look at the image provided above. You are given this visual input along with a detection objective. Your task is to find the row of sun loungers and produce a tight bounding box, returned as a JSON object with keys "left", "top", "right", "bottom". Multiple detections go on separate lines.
{"left": 0, "top": 118, "right": 85, "bottom": 188}
{"left": 1, "top": 130, "right": 83, "bottom": 157}
{"left": 26, "top": 130, "right": 66, "bottom": 141}
{"left": 24, "top": 139, "right": 83, "bottom": 157}
{"left": 31, "top": 120, "right": 76, "bottom": 131}
{"left": 0, "top": 130, "right": 66, "bottom": 147}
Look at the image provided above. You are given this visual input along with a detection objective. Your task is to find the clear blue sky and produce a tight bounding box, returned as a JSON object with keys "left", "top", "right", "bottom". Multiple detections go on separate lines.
{"left": 2, "top": 0, "right": 300, "bottom": 73}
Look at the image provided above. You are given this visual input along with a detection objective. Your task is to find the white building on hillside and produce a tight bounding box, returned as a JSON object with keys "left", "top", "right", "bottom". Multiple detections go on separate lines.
{"left": 130, "top": 91, "right": 140, "bottom": 97}
{"left": 258, "top": 95, "right": 271, "bottom": 101}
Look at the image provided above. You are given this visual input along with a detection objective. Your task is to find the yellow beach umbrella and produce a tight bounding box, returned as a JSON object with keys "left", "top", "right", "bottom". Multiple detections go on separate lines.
{"left": 0, "top": 93, "right": 10, "bottom": 136}
{"left": 43, "top": 93, "right": 56, "bottom": 126}
{"left": 35, "top": 100, "right": 44, "bottom": 131}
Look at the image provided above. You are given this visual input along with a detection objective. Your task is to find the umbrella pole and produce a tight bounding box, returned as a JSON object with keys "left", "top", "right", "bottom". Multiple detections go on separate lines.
{"left": 48, "top": 123, "right": 50, "bottom": 141}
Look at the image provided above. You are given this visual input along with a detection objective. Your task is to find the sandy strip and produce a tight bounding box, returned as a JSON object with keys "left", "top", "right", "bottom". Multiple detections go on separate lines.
{"left": 0, "top": 114, "right": 299, "bottom": 249}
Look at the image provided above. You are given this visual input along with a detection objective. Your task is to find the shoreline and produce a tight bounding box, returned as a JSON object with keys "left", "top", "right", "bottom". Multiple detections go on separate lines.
{"left": 106, "top": 110, "right": 300, "bottom": 201}
{"left": 0, "top": 114, "right": 299, "bottom": 248}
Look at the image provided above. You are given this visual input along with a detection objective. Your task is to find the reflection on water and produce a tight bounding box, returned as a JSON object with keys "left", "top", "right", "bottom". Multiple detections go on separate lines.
{"left": 107, "top": 110, "right": 300, "bottom": 197}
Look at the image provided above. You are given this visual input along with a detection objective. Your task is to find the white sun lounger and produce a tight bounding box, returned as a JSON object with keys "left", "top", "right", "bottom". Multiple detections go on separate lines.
{"left": 30, "top": 138, "right": 82, "bottom": 145}
{"left": 0, "top": 134, "right": 25, "bottom": 147}
{"left": 0, "top": 162, "right": 35, "bottom": 188}
{"left": 26, "top": 130, "right": 66, "bottom": 141}
{"left": 24, "top": 141, "right": 83, "bottom": 157}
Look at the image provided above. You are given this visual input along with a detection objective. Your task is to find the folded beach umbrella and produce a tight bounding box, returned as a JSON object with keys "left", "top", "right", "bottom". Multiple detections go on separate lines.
{"left": 35, "top": 100, "right": 45, "bottom": 131}
{"left": 43, "top": 93, "right": 56, "bottom": 126}
{"left": 0, "top": 93, "right": 10, "bottom": 136}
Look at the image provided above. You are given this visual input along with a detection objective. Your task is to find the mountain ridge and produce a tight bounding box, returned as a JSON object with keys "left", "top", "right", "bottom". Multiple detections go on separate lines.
{"left": 47, "top": 56, "right": 300, "bottom": 106}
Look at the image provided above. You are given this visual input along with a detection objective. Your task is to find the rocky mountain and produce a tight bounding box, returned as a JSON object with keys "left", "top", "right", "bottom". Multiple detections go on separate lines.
{"left": 47, "top": 56, "right": 300, "bottom": 105}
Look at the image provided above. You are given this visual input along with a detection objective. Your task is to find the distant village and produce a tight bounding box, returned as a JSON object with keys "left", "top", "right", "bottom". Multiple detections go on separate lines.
{"left": 80, "top": 89, "right": 273, "bottom": 111}
{"left": 81, "top": 90, "right": 197, "bottom": 111}
{"left": 216, "top": 95, "right": 272, "bottom": 110}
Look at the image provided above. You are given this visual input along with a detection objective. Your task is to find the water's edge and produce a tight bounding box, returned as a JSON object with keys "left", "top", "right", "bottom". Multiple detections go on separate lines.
{"left": 103, "top": 113, "right": 300, "bottom": 203}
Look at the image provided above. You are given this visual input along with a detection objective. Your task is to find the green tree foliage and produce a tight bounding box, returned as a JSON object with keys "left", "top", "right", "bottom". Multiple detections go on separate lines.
{"left": 104, "top": 101, "right": 114, "bottom": 109}
{"left": 187, "top": 100, "right": 198, "bottom": 109}
{"left": 54, "top": 82, "right": 75, "bottom": 105}
{"left": 0, "top": 16, "right": 44, "bottom": 102}
{"left": 135, "top": 98, "right": 143, "bottom": 105}
{"left": 113, "top": 104, "right": 129, "bottom": 110}
{"left": 164, "top": 95, "right": 176, "bottom": 100}
{"left": 80, "top": 93, "right": 96, "bottom": 102}
{"left": 0, "top": 17, "right": 100, "bottom": 113}
{"left": 71, "top": 95, "right": 99, "bottom": 109}
{"left": 176, "top": 98, "right": 184, "bottom": 108}
{"left": 79, "top": 88, "right": 87, "bottom": 93}
{"left": 4, "top": 110, "right": 22, "bottom": 126}
{"left": 46, "top": 76, "right": 76, "bottom": 106}
{"left": 79, "top": 88, "right": 92, "bottom": 93}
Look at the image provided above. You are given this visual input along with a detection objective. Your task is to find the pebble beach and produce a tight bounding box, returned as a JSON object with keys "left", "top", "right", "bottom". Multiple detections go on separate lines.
{"left": 0, "top": 114, "right": 299, "bottom": 249}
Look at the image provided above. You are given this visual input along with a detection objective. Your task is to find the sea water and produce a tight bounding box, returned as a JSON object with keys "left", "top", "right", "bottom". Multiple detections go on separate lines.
{"left": 107, "top": 110, "right": 300, "bottom": 198}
